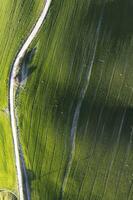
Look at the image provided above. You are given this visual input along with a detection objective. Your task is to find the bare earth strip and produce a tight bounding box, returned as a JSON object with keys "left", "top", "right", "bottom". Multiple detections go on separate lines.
{"left": 9, "top": 0, "right": 52, "bottom": 199}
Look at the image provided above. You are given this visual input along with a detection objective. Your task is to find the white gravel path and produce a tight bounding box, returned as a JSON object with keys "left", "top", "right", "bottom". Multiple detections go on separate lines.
{"left": 9, "top": 0, "right": 52, "bottom": 199}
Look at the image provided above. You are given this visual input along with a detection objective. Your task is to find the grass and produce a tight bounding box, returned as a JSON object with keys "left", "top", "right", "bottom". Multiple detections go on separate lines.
{"left": 0, "top": 191, "right": 17, "bottom": 200}
{"left": 0, "top": 0, "right": 44, "bottom": 196}
{"left": 17, "top": 0, "right": 133, "bottom": 199}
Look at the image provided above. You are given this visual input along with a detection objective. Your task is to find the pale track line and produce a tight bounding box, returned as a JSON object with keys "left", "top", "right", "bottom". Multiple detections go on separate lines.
{"left": 59, "top": 3, "right": 106, "bottom": 199}
{"left": 9, "top": 0, "right": 52, "bottom": 199}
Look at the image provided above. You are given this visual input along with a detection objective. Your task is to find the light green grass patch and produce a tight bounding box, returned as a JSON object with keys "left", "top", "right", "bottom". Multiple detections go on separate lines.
{"left": 0, "top": 0, "right": 44, "bottom": 194}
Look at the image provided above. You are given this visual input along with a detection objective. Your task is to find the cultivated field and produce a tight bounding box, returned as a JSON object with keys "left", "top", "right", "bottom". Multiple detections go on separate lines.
{"left": 1, "top": 0, "right": 133, "bottom": 199}
{"left": 18, "top": 0, "right": 133, "bottom": 199}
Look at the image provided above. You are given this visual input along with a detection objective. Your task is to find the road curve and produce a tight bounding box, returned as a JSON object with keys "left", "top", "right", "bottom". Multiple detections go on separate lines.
{"left": 9, "top": 0, "right": 52, "bottom": 199}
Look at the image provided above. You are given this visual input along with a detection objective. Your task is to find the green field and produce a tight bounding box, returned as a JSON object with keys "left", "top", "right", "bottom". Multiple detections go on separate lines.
{"left": 0, "top": 0, "right": 44, "bottom": 196}
{"left": 0, "top": 0, "right": 133, "bottom": 199}
{"left": 17, "top": 0, "right": 133, "bottom": 199}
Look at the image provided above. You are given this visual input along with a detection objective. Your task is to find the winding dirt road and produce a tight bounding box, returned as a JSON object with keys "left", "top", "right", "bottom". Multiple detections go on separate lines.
{"left": 9, "top": 0, "right": 52, "bottom": 199}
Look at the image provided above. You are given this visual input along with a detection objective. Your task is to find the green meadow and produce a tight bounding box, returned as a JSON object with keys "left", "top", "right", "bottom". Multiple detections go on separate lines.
{"left": 0, "top": 0, "right": 44, "bottom": 197}
{"left": 18, "top": 0, "right": 133, "bottom": 199}
{"left": 0, "top": 0, "right": 133, "bottom": 199}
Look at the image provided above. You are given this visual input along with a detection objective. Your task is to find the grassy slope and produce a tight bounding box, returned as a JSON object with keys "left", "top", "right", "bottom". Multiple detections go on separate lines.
{"left": 0, "top": 0, "right": 44, "bottom": 194}
{"left": 18, "top": 0, "right": 133, "bottom": 199}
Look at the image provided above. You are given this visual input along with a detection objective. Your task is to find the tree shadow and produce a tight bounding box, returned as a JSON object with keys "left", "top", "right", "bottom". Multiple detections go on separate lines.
{"left": 102, "top": 0, "right": 133, "bottom": 40}
{"left": 17, "top": 48, "right": 37, "bottom": 84}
